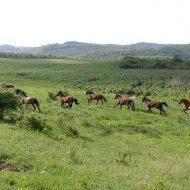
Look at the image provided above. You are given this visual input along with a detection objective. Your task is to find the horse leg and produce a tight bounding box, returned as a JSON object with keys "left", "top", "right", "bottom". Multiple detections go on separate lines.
{"left": 61, "top": 101, "right": 64, "bottom": 108}
{"left": 113, "top": 103, "right": 119, "bottom": 108}
{"left": 69, "top": 102, "right": 73, "bottom": 109}
{"left": 161, "top": 108, "right": 166, "bottom": 115}
{"left": 32, "top": 104, "right": 36, "bottom": 111}
{"left": 66, "top": 103, "right": 71, "bottom": 108}
{"left": 96, "top": 100, "right": 99, "bottom": 105}
{"left": 101, "top": 99, "right": 103, "bottom": 105}
{"left": 148, "top": 108, "right": 153, "bottom": 113}
{"left": 158, "top": 105, "right": 166, "bottom": 115}
{"left": 35, "top": 103, "right": 41, "bottom": 112}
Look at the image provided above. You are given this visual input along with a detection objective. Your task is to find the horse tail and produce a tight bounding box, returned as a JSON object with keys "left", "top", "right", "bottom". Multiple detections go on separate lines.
{"left": 35, "top": 99, "right": 41, "bottom": 112}
{"left": 161, "top": 102, "right": 169, "bottom": 108}
{"left": 74, "top": 98, "right": 80, "bottom": 105}
{"left": 131, "top": 100, "right": 135, "bottom": 110}
{"left": 101, "top": 95, "right": 107, "bottom": 103}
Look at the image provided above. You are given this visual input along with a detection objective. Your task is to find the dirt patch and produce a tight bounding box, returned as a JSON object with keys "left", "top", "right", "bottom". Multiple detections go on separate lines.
{"left": 0, "top": 160, "right": 30, "bottom": 172}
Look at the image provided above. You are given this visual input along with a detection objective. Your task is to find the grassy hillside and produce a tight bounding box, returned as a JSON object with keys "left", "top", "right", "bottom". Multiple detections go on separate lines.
{"left": 0, "top": 58, "right": 190, "bottom": 189}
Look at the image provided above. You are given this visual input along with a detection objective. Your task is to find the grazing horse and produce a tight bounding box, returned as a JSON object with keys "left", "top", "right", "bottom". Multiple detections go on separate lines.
{"left": 20, "top": 95, "right": 41, "bottom": 112}
{"left": 56, "top": 91, "right": 80, "bottom": 108}
{"left": 178, "top": 98, "right": 190, "bottom": 113}
{"left": 114, "top": 94, "right": 135, "bottom": 110}
{"left": 142, "top": 96, "right": 169, "bottom": 115}
{"left": 85, "top": 90, "right": 107, "bottom": 105}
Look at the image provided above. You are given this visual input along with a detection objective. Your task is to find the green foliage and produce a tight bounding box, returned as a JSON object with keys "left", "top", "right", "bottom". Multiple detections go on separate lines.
{"left": 47, "top": 91, "right": 57, "bottom": 100}
{"left": 0, "top": 89, "right": 19, "bottom": 119}
{"left": 2, "top": 42, "right": 190, "bottom": 60}
{"left": 17, "top": 113, "right": 52, "bottom": 133}
{"left": 119, "top": 56, "right": 190, "bottom": 70}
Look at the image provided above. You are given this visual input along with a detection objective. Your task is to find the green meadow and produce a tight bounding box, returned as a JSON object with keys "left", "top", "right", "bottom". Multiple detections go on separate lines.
{"left": 0, "top": 58, "right": 190, "bottom": 189}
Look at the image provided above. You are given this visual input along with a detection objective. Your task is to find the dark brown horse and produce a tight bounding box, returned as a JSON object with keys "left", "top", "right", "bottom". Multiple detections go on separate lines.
{"left": 4, "top": 84, "right": 14, "bottom": 88}
{"left": 85, "top": 90, "right": 107, "bottom": 105}
{"left": 142, "top": 96, "right": 169, "bottom": 115}
{"left": 14, "top": 88, "right": 27, "bottom": 97}
{"left": 179, "top": 98, "right": 190, "bottom": 113}
{"left": 20, "top": 95, "right": 41, "bottom": 112}
{"left": 114, "top": 94, "right": 135, "bottom": 110}
{"left": 56, "top": 91, "right": 80, "bottom": 108}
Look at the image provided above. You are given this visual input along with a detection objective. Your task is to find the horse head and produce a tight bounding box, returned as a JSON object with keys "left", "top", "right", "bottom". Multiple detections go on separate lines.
{"left": 115, "top": 94, "right": 122, "bottom": 99}
{"left": 142, "top": 96, "right": 146, "bottom": 103}
{"left": 56, "top": 91, "right": 64, "bottom": 97}
{"left": 179, "top": 98, "right": 186, "bottom": 104}
{"left": 86, "top": 90, "right": 94, "bottom": 95}
{"left": 142, "top": 96, "right": 151, "bottom": 103}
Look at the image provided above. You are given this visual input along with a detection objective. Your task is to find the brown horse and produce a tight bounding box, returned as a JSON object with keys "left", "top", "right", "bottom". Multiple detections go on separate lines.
{"left": 85, "top": 90, "right": 107, "bottom": 105}
{"left": 56, "top": 91, "right": 80, "bottom": 108}
{"left": 114, "top": 94, "right": 135, "bottom": 110}
{"left": 142, "top": 96, "right": 169, "bottom": 115}
{"left": 20, "top": 96, "right": 41, "bottom": 112}
{"left": 178, "top": 98, "right": 190, "bottom": 113}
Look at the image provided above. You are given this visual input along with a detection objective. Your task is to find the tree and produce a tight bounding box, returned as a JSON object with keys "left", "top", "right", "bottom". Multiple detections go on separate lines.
{"left": 0, "top": 89, "right": 19, "bottom": 119}
{"left": 173, "top": 54, "right": 183, "bottom": 62}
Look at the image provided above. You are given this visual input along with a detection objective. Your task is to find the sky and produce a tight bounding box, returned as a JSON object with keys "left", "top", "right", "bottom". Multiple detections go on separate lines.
{"left": 1, "top": 0, "right": 190, "bottom": 47}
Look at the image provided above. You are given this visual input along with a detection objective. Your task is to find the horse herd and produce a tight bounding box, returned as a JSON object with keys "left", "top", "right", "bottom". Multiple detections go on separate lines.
{"left": 4, "top": 84, "right": 190, "bottom": 115}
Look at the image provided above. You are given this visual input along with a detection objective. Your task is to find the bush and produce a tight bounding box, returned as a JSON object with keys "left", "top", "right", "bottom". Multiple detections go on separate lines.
{"left": 48, "top": 91, "right": 57, "bottom": 100}
{"left": 18, "top": 113, "right": 52, "bottom": 133}
{"left": 0, "top": 89, "right": 19, "bottom": 119}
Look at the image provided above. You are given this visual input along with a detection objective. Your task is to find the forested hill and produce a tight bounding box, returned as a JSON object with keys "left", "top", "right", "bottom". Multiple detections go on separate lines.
{"left": 1, "top": 42, "right": 190, "bottom": 60}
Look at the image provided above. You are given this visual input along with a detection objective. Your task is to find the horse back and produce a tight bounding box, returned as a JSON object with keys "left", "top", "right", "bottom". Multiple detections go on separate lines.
{"left": 61, "top": 96, "right": 73, "bottom": 103}
{"left": 23, "top": 97, "right": 36, "bottom": 104}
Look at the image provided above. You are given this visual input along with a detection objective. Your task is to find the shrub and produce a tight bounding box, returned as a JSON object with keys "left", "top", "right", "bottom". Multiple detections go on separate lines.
{"left": 0, "top": 89, "right": 19, "bottom": 119}
{"left": 18, "top": 113, "right": 52, "bottom": 133}
{"left": 48, "top": 91, "right": 57, "bottom": 100}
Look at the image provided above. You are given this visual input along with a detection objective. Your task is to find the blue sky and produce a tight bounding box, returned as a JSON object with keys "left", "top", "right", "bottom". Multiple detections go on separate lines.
{"left": 1, "top": 0, "right": 190, "bottom": 46}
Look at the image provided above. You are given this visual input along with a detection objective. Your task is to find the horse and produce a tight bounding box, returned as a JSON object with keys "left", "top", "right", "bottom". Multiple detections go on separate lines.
{"left": 56, "top": 91, "right": 80, "bottom": 108}
{"left": 114, "top": 94, "right": 135, "bottom": 110}
{"left": 85, "top": 90, "right": 107, "bottom": 105}
{"left": 142, "top": 96, "right": 169, "bottom": 115}
{"left": 20, "top": 95, "right": 41, "bottom": 112}
{"left": 14, "top": 88, "right": 27, "bottom": 97}
{"left": 178, "top": 98, "right": 190, "bottom": 113}
{"left": 4, "top": 84, "right": 14, "bottom": 88}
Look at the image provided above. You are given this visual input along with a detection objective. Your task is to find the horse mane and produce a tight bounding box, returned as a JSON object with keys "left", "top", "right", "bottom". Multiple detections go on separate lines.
{"left": 143, "top": 96, "right": 151, "bottom": 102}
{"left": 115, "top": 94, "right": 122, "bottom": 98}
{"left": 181, "top": 98, "right": 189, "bottom": 102}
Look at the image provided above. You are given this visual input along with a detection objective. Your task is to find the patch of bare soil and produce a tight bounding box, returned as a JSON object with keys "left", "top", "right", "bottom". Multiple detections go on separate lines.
{"left": 0, "top": 160, "right": 30, "bottom": 172}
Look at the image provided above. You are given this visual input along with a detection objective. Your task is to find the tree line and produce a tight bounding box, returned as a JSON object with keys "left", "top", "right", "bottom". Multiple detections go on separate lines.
{"left": 119, "top": 55, "right": 190, "bottom": 70}
{"left": 0, "top": 52, "right": 66, "bottom": 59}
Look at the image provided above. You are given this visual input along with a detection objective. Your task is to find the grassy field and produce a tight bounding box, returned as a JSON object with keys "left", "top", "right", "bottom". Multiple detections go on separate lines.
{"left": 0, "top": 58, "right": 190, "bottom": 189}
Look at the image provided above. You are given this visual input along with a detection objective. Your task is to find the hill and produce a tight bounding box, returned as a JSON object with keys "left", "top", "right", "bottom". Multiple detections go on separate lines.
{"left": 1, "top": 42, "right": 190, "bottom": 60}
{"left": 24, "top": 41, "right": 190, "bottom": 60}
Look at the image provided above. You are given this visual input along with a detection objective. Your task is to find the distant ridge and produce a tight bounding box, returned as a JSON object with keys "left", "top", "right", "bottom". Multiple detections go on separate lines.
{"left": 131, "top": 42, "right": 171, "bottom": 47}
{"left": 0, "top": 42, "right": 190, "bottom": 60}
